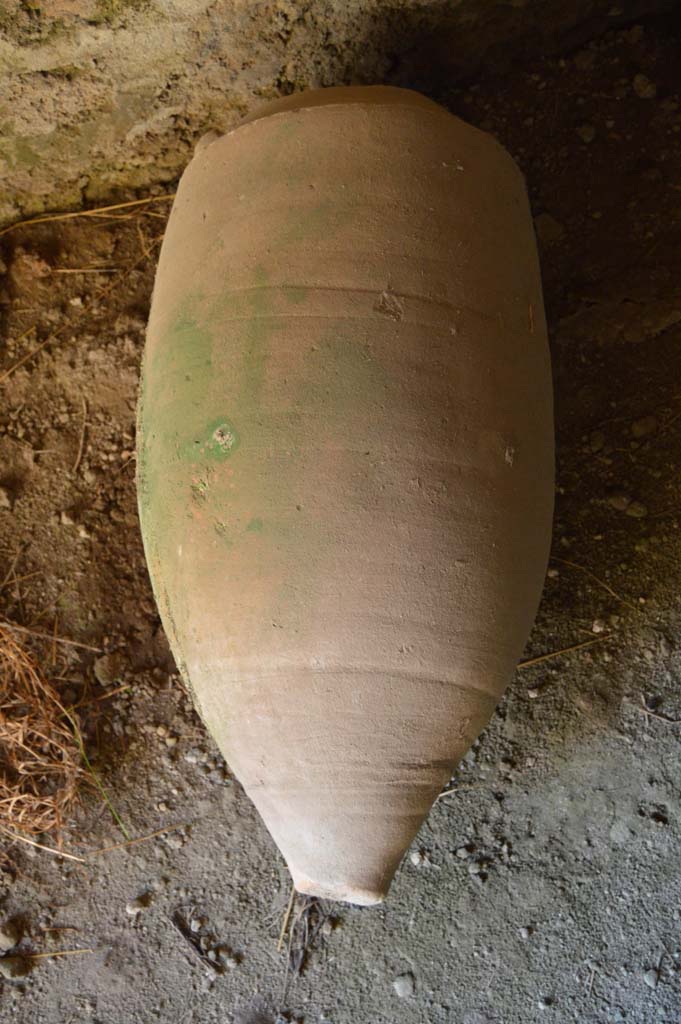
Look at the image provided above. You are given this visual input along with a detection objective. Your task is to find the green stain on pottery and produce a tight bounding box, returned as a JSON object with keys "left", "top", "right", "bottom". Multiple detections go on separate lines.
{"left": 246, "top": 517, "right": 264, "bottom": 533}
{"left": 137, "top": 293, "right": 217, "bottom": 571}
{"left": 153, "top": 301, "right": 213, "bottom": 396}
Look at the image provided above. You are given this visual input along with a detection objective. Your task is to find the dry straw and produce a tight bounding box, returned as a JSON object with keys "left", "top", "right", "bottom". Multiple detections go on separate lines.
{"left": 0, "top": 624, "right": 82, "bottom": 836}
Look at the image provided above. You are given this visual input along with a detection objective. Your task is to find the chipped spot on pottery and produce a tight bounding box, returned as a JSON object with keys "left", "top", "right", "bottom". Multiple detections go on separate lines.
{"left": 186, "top": 418, "right": 240, "bottom": 462}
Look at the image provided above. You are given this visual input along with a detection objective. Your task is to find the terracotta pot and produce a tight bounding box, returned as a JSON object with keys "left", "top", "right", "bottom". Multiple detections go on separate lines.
{"left": 137, "top": 86, "right": 554, "bottom": 905}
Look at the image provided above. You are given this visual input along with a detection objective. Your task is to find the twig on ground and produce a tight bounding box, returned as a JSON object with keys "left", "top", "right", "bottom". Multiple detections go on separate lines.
{"left": 0, "top": 621, "right": 101, "bottom": 652}
{"left": 0, "top": 571, "right": 41, "bottom": 593}
{"left": 549, "top": 555, "right": 637, "bottom": 611}
{"left": 635, "top": 694, "right": 679, "bottom": 725}
{"left": 91, "top": 823, "right": 188, "bottom": 856}
{"left": 277, "top": 884, "right": 296, "bottom": 953}
{"left": 52, "top": 268, "right": 121, "bottom": 275}
{"left": 0, "top": 195, "right": 175, "bottom": 238}
{"left": 0, "top": 827, "right": 86, "bottom": 863}
{"left": 518, "top": 635, "right": 610, "bottom": 670}
{"left": 435, "top": 782, "right": 488, "bottom": 802}
{"left": 0, "top": 548, "right": 25, "bottom": 590}
{"left": 25, "top": 948, "right": 93, "bottom": 960}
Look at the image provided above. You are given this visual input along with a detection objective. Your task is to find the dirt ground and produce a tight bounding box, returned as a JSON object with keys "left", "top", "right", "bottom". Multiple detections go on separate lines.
{"left": 1, "top": 11, "right": 681, "bottom": 1024}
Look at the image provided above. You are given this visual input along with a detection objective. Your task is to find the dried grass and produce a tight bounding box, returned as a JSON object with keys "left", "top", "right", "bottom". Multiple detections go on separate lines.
{"left": 0, "top": 624, "right": 82, "bottom": 836}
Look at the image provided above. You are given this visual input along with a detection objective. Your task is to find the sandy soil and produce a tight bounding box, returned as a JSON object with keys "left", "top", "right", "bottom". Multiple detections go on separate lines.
{"left": 1, "top": 12, "right": 681, "bottom": 1024}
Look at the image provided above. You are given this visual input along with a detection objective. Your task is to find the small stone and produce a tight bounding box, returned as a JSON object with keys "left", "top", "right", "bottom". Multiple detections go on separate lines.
{"left": 94, "top": 653, "right": 122, "bottom": 686}
{"left": 156, "top": 724, "right": 168, "bottom": 737}
{"left": 0, "top": 920, "right": 21, "bottom": 951}
{"left": 0, "top": 956, "right": 29, "bottom": 980}
{"left": 633, "top": 74, "right": 656, "bottom": 99}
{"left": 165, "top": 736, "right": 178, "bottom": 748}
{"left": 631, "top": 415, "right": 657, "bottom": 438}
{"left": 126, "top": 893, "right": 153, "bottom": 917}
{"left": 527, "top": 688, "right": 540, "bottom": 699}
{"left": 534, "top": 213, "right": 565, "bottom": 246}
{"left": 538, "top": 996, "right": 553, "bottom": 1009}
{"left": 625, "top": 501, "right": 648, "bottom": 519}
{"left": 608, "top": 493, "right": 631, "bottom": 512}
{"left": 456, "top": 845, "right": 474, "bottom": 859}
{"left": 0, "top": 488, "right": 11, "bottom": 510}
{"left": 576, "top": 123, "right": 596, "bottom": 143}
{"left": 519, "top": 926, "right": 532, "bottom": 939}
{"left": 592, "top": 619, "right": 606, "bottom": 634}
{"left": 643, "top": 969, "right": 658, "bottom": 989}
{"left": 393, "top": 972, "right": 415, "bottom": 998}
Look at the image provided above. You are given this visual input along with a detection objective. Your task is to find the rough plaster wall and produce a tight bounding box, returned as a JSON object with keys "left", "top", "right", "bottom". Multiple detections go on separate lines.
{"left": 0, "top": 0, "right": 673, "bottom": 224}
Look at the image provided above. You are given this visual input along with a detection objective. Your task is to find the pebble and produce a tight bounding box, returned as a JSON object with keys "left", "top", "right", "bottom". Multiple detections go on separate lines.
{"left": 519, "top": 926, "right": 532, "bottom": 939}
{"left": 631, "top": 415, "right": 658, "bottom": 438}
{"left": 643, "top": 968, "right": 658, "bottom": 989}
{"left": 0, "top": 487, "right": 11, "bottom": 509}
{"left": 534, "top": 213, "right": 565, "bottom": 246}
{"left": 633, "top": 74, "right": 656, "bottom": 99}
{"left": 94, "top": 653, "right": 122, "bottom": 686}
{"left": 393, "top": 972, "right": 415, "bottom": 998}
{"left": 126, "top": 893, "right": 153, "bottom": 917}
{"left": 0, "top": 920, "right": 22, "bottom": 952}
{"left": 0, "top": 956, "right": 29, "bottom": 980}
{"left": 625, "top": 501, "right": 648, "bottom": 518}
{"left": 592, "top": 619, "right": 606, "bottom": 634}
{"left": 608, "top": 493, "right": 631, "bottom": 512}
{"left": 576, "top": 123, "right": 596, "bottom": 143}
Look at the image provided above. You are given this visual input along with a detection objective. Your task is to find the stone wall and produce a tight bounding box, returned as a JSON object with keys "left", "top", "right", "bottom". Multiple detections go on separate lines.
{"left": 0, "top": 0, "right": 674, "bottom": 224}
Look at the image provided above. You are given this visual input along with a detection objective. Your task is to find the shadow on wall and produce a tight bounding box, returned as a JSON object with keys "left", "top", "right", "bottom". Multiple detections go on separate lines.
{"left": 288, "top": 0, "right": 681, "bottom": 102}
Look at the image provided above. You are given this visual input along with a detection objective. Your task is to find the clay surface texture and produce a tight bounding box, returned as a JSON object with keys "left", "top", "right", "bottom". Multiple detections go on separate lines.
{"left": 138, "top": 87, "right": 554, "bottom": 904}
